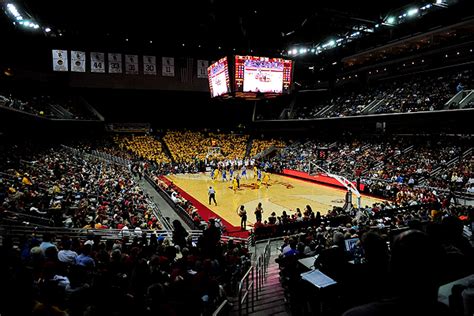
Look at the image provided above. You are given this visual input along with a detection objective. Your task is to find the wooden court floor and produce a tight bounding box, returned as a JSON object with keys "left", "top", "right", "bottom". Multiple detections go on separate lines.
{"left": 165, "top": 172, "right": 385, "bottom": 229}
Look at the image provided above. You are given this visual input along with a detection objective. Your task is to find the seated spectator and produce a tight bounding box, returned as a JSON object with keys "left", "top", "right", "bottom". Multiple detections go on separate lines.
{"left": 343, "top": 230, "right": 449, "bottom": 316}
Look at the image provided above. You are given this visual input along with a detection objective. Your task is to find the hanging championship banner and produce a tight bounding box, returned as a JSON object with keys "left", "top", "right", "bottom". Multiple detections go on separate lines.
{"left": 143, "top": 56, "right": 156, "bottom": 75}
{"left": 90, "top": 52, "right": 105, "bottom": 73}
{"left": 125, "top": 54, "right": 139, "bottom": 75}
{"left": 108, "top": 53, "right": 122, "bottom": 73}
{"left": 71, "top": 51, "right": 86, "bottom": 72}
{"left": 162, "top": 57, "right": 175, "bottom": 76}
{"left": 52, "top": 49, "right": 68, "bottom": 71}
{"left": 197, "top": 60, "right": 209, "bottom": 78}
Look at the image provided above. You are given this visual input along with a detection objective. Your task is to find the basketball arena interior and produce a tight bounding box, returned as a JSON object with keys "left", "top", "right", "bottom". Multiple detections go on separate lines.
{"left": 1, "top": 1, "right": 474, "bottom": 315}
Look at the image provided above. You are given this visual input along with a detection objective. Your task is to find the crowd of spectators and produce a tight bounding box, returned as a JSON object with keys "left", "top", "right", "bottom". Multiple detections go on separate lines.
{"left": 364, "top": 143, "right": 463, "bottom": 185}
{"left": 148, "top": 172, "right": 208, "bottom": 229}
{"left": 0, "top": 219, "right": 251, "bottom": 316}
{"left": 114, "top": 135, "right": 171, "bottom": 164}
{"left": 427, "top": 155, "right": 474, "bottom": 193}
{"left": 271, "top": 137, "right": 473, "bottom": 197}
{"left": 274, "top": 200, "right": 473, "bottom": 315}
{"left": 0, "top": 93, "right": 56, "bottom": 118}
{"left": 163, "top": 130, "right": 250, "bottom": 163}
{"left": 249, "top": 137, "right": 286, "bottom": 157}
{"left": 0, "top": 133, "right": 472, "bottom": 315}
{"left": 289, "top": 68, "right": 473, "bottom": 120}
{"left": 0, "top": 145, "right": 163, "bottom": 231}
{"left": 0, "top": 93, "right": 99, "bottom": 120}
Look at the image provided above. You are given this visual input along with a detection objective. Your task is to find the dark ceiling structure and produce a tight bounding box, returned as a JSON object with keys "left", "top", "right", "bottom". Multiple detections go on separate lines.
{"left": 0, "top": 0, "right": 469, "bottom": 70}
{"left": 4, "top": 0, "right": 425, "bottom": 55}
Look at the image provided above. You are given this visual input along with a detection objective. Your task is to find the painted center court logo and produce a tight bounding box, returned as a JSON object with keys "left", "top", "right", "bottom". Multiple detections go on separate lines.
{"left": 233, "top": 183, "right": 269, "bottom": 190}
{"left": 230, "top": 181, "right": 293, "bottom": 190}
{"left": 273, "top": 180, "right": 294, "bottom": 189}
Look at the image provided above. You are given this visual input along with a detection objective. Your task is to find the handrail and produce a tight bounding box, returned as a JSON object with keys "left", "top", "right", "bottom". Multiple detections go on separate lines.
{"left": 254, "top": 240, "right": 271, "bottom": 300}
{"left": 238, "top": 266, "right": 255, "bottom": 316}
{"left": 211, "top": 299, "right": 228, "bottom": 316}
{"left": 238, "top": 240, "right": 272, "bottom": 315}
{"left": 0, "top": 225, "right": 172, "bottom": 238}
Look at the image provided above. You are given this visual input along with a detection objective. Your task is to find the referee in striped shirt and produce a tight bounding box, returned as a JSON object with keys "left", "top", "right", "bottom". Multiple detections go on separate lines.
{"left": 208, "top": 186, "right": 217, "bottom": 206}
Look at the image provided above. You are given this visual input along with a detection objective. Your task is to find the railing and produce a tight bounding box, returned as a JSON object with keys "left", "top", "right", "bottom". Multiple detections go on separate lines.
{"left": 402, "top": 144, "right": 414, "bottom": 153}
{"left": 0, "top": 225, "right": 172, "bottom": 241}
{"left": 238, "top": 266, "right": 255, "bottom": 316}
{"left": 255, "top": 241, "right": 271, "bottom": 300}
{"left": 0, "top": 224, "right": 213, "bottom": 244}
{"left": 236, "top": 240, "right": 272, "bottom": 315}
{"left": 61, "top": 145, "right": 130, "bottom": 167}
{"left": 253, "top": 145, "right": 277, "bottom": 160}
{"left": 90, "top": 149, "right": 131, "bottom": 167}
{"left": 106, "top": 122, "right": 151, "bottom": 133}
{"left": 211, "top": 299, "right": 228, "bottom": 316}
{"left": 80, "top": 96, "right": 105, "bottom": 121}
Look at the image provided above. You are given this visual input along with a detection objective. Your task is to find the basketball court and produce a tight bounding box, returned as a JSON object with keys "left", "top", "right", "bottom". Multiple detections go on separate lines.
{"left": 165, "top": 172, "right": 385, "bottom": 233}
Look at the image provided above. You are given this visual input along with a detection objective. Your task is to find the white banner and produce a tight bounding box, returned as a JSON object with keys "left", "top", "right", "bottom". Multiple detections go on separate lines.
{"left": 143, "top": 55, "right": 156, "bottom": 75}
{"left": 125, "top": 54, "right": 138, "bottom": 75}
{"left": 52, "top": 49, "right": 68, "bottom": 71}
{"left": 197, "top": 60, "right": 208, "bottom": 78}
{"left": 162, "top": 57, "right": 175, "bottom": 77}
{"left": 71, "top": 51, "right": 86, "bottom": 72}
{"left": 108, "top": 53, "right": 122, "bottom": 73}
{"left": 90, "top": 52, "right": 105, "bottom": 73}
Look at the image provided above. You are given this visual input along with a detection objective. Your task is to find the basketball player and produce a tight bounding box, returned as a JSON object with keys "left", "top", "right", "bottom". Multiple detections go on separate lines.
{"left": 253, "top": 165, "right": 258, "bottom": 180}
{"left": 263, "top": 172, "right": 270, "bottom": 188}
{"left": 229, "top": 167, "right": 234, "bottom": 180}
{"left": 232, "top": 177, "right": 238, "bottom": 193}
{"left": 241, "top": 165, "right": 247, "bottom": 179}
{"left": 222, "top": 169, "right": 227, "bottom": 182}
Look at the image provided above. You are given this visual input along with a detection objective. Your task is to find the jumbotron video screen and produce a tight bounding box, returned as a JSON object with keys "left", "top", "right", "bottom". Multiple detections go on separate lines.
{"left": 207, "top": 57, "right": 231, "bottom": 97}
{"left": 235, "top": 55, "right": 293, "bottom": 95}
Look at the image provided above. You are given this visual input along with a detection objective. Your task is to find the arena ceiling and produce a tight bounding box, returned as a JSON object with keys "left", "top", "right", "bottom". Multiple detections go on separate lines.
{"left": 7, "top": 0, "right": 421, "bottom": 56}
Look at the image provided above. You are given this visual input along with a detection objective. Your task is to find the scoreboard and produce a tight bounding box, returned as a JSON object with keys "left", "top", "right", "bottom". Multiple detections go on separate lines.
{"left": 208, "top": 55, "right": 294, "bottom": 99}
{"left": 316, "top": 147, "right": 328, "bottom": 160}
{"left": 207, "top": 57, "right": 231, "bottom": 97}
{"left": 235, "top": 55, "right": 293, "bottom": 94}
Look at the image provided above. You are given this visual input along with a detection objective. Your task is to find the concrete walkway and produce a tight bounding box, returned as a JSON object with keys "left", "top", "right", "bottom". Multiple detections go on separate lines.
{"left": 138, "top": 178, "right": 192, "bottom": 230}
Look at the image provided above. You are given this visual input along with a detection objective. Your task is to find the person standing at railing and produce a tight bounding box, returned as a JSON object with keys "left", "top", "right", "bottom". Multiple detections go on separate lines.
{"left": 255, "top": 202, "right": 263, "bottom": 222}
{"left": 172, "top": 219, "right": 189, "bottom": 248}
{"left": 239, "top": 205, "right": 247, "bottom": 230}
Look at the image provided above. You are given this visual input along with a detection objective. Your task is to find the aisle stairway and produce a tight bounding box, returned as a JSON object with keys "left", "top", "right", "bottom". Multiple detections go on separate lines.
{"left": 229, "top": 258, "right": 290, "bottom": 316}
{"left": 245, "top": 137, "right": 254, "bottom": 158}
{"left": 158, "top": 134, "right": 174, "bottom": 162}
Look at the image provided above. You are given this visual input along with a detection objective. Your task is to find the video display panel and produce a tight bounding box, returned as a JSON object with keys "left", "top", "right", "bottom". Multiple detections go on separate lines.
{"left": 235, "top": 56, "right": 293, "bottom": 94}
{"left": 207, "top": 57, "right": 231, "bottom": 97}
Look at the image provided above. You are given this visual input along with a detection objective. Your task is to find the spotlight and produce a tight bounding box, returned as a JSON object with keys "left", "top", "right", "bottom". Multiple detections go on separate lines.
{"left": 4, "top": 68, "right": 13, "bottom": 77}
{"left": 407, "top": 8, "right": 419, "bottom": 17}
